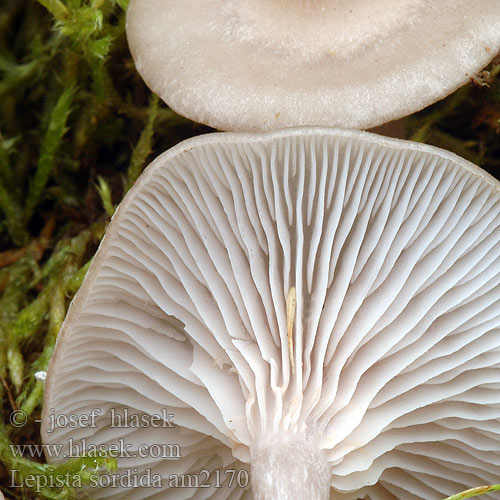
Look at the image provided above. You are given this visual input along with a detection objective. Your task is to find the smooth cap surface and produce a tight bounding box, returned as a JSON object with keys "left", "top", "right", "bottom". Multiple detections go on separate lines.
{"left": 126, "top": 0, "right": 500, "bottom": 131}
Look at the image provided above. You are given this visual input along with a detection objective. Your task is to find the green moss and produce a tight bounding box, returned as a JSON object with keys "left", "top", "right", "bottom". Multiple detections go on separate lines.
{"left": 0, "top": 1, "right": 499, "bottom": 499}
{"left": 0, "top": 0, "right": 200, "bottom": 497}
{"left": 443, "top": 485, "right": 500, "bottom": 500}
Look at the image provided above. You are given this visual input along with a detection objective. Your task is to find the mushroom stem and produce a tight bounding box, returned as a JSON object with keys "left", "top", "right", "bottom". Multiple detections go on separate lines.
{"left": 250, "top": 436, "right": 330, "bottom": 499}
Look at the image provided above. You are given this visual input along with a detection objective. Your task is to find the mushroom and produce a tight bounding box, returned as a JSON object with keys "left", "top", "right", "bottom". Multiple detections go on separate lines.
{"left": 125, "top": 1, "right": 500, "bottom": 132}
{"left": 42, "top": 128, "right": 500, "bottom": 499}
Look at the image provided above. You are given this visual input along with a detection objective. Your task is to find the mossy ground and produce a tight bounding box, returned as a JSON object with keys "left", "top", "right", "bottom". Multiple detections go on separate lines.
{"left": 0, "top": 1, "right": 499, "bottom": 499}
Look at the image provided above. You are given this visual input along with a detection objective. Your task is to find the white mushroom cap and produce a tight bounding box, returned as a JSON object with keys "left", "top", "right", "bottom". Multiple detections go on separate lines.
{"left": 42, "top": 128, "right": 500, "bottom": 499}
{"left": 126, "top": 1, "right": 500, "bottom": 132}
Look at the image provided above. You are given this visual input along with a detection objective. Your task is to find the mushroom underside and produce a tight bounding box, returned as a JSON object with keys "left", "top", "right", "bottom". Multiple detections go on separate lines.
{"left": 43, "top": 129, "right": 500, "bottom": 499}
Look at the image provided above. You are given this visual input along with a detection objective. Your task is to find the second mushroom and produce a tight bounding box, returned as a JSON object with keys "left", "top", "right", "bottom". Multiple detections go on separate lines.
{"left": 42, "top": 128, "right": 500, "bottom": 499}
